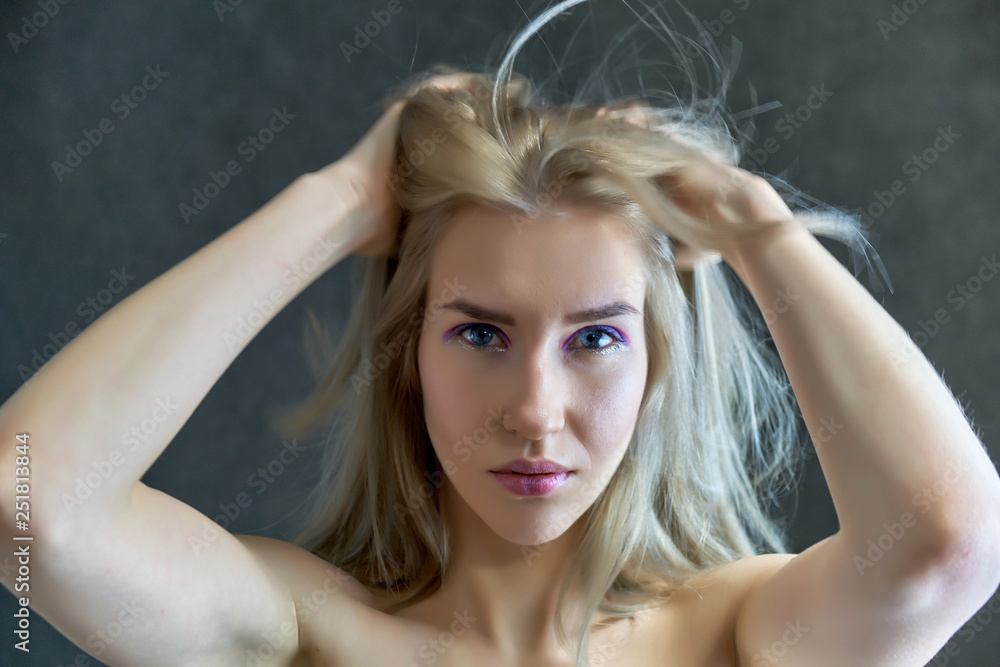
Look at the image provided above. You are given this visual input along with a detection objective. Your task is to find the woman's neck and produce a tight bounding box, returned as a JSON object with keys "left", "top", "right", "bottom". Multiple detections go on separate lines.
{"left": 426, "top": 479, "right": 598, "bottom": 659}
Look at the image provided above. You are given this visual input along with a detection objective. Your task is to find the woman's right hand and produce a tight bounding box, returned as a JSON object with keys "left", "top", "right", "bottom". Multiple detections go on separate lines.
{"left": 313, "top": 99, "right": 406, "bottom": 258}
{"left": 314, "top": 73, "right": 475, "bottom": 258}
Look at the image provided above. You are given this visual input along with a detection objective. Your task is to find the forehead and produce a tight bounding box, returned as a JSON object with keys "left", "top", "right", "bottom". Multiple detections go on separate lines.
{"left": 426, "top": 203, "right": 647, "bottom": 311}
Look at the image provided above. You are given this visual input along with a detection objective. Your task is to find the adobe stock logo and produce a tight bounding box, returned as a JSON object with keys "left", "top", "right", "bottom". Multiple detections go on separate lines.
{"left": 16, "top": 267, "right": 137, "bottom": 381}
{"left": 7, "top": 0, "right": 74, "bottom": 54}
{"left": 179, "top": 106, "right": 297, "bottom": 224}
{"left": 213, "top": 0, "right": 245, "bottom": 21}
{"left": 340, "top": 0, "right": 412, "bottom": 63}
{"left": 51, "top": 65, "right": 170, "bottom": 182}
{"left": 858, "top": 126, "right": 960, "bottom": 230}
{"left": 742, "top": 84, "right": 834, "bottom": 171}
{"left": 877, "top": 0, "right": 932, "bottom": 41}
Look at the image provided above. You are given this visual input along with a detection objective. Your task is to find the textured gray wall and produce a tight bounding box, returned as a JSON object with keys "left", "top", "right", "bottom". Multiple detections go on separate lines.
{"left": 1, "top": 1, "right": 998, "bottom": 665}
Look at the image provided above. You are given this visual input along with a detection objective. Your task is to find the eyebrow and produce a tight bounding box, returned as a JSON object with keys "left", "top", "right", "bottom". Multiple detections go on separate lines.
{"left": 441, "top": 298, "right": 641, "bottom": 326}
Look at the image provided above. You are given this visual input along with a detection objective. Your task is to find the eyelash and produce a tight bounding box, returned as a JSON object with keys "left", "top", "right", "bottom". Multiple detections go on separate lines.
{"left": 450, "top": 324, "right": 627, "bottom": 355}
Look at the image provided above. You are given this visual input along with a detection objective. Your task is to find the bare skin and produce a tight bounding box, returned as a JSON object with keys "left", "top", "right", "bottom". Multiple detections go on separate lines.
{"left": 237, "top": 529, "right": 796, "bottom": 666}
{"left": 1, "top": 74, "right": 996, "bottom": 667}
{"left": 0, "top": 74, "right": 787, "bottom": 666}
{"left": 250, "top": 195, "right": 798, "bottom": 667}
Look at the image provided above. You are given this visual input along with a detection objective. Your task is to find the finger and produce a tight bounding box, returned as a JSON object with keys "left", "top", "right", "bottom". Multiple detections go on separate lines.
{"left": 423, "top": 73, "right": 476, "bottom": 92}
{"left": 595, "top": 101, "right": 652, "bottom": 128}
{"left": 673, "top": 240, "right": 721, "bottom": 271}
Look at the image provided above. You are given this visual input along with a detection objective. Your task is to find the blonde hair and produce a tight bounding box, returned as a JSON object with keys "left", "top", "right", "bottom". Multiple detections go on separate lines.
{"left": 274, "top": 1, "right": 889, "bottom": 663}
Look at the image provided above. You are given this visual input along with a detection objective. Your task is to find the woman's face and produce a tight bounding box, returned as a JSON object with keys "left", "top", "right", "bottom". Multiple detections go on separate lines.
{"left": 416, "top": 202, "right": 648, "bottom": 546}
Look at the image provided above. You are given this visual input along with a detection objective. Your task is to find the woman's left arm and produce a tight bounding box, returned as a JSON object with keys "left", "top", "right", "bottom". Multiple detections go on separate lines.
{"left": 669, "top": 161, "right": 1000, "bottom": 665}
{"left": 723, "top": 208, "right": 1000, "bottom": 569}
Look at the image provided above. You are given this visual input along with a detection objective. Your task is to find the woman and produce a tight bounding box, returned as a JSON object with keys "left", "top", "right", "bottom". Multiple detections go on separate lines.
{"left": 2, "top": 1, "right": 998, "bottom": 665}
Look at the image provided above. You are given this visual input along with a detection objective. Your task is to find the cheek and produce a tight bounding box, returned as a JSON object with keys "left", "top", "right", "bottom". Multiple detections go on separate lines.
{"left": 418, "top": 339, "right": 493, "bottom": 466}
{"left": 577, "top": 354, "right": 647, "bottom": 468}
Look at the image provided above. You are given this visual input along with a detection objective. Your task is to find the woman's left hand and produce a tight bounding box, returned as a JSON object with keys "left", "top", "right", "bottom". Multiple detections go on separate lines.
{"left": 657, "top": 158, "right": 797, "bottom": 270}
{"left": 595, "top": 103, "right": 797, "bottom": 270}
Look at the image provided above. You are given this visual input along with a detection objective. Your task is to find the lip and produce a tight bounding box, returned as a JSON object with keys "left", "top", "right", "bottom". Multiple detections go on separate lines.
{"left": 490, "top": 458, "right": 570, "bottom": 475}
{"left": 491, "top": 471, "right": 572, "bottom": 497}
{"left": 489, "top": 458, "right": 573, "bottom": 498}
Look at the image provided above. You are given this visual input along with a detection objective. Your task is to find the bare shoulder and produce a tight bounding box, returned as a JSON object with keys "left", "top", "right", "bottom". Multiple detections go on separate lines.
{"left": 231, "top": 535, "right": 799, "bottom": 666}
{"left": 682, "top": 553, "right": 798, "bottom": 597}
{"left": 672, "top": 552, "right": 799, "bottom": 620}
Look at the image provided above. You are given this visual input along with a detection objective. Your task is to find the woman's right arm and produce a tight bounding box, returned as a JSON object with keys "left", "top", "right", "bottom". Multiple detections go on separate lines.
{"left": 0, "top": 157, "right": 380, "bottom": 665}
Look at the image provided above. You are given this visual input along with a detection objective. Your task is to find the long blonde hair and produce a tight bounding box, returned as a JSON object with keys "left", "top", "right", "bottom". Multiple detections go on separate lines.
{"left": 274, "top": 1, "right": 889, "bottom": 663}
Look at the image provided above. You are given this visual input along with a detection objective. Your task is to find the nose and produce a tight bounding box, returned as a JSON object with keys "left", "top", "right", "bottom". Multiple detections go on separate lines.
{"left": 501, "top": 349, "right": 566, "bottom": 441}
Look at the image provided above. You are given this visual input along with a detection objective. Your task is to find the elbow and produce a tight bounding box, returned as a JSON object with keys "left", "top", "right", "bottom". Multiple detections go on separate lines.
{"left": 940, "top": 483, "right": 1000, "bottom": 575}
{"left": 958, "top": 502, "right": 1000, "bottom": 586}
{"left": 897, "top": 502, "right": 1000, "bottom": 595}
{"left": 874, "top": 524, "right": 1000, "bottom": 627}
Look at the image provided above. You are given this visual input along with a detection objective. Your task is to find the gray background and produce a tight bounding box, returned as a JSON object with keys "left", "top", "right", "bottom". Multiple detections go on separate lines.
{"left": 1, "top": 1, "right": 998, "bottom": 665}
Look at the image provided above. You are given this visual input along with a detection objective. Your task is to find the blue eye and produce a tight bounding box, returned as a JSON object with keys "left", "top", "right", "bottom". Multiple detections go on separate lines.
{"left": 454, "top": 324, "right": 505, "bottom": 350}
{"left": 574, "top": 327, "right": 625, "bottom": 353}
{"left": 450, "top": 324, "right": 626, "bottom": 354}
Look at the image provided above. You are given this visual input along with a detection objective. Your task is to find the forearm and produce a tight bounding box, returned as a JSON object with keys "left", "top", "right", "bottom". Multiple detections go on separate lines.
{"left": 0, "top": 164, "right": 367, "bottom": 529}
{"left": 722, "top": 225, "right": 1000, "bottom": 573}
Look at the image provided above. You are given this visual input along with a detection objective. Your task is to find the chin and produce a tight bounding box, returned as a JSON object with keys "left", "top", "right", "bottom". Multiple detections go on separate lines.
{"left": 481, "top": 497, "right": 586, "bottom": 547}
{"left": 444, "top": 469, "right": 598, "bottom": 548}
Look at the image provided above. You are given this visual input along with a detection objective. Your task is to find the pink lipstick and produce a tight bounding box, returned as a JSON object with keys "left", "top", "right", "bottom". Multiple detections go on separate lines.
{"left": 490, "top": 458, "right": 572, "bottom": 497}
